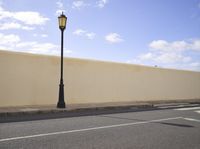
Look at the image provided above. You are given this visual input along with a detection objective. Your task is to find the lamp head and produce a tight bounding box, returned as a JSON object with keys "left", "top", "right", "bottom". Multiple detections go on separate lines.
{"left": 58, "top": 12, "right": 67, "bottom": 30}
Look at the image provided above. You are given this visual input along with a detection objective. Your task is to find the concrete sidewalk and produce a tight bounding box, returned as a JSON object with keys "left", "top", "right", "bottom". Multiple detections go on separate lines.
{"left": 0, "top": 100, "right": 200, "bottom": 123}
{"left": 0, "top": 102, "right": 153, "bottom": 117}
{"left": 0, "top": 102, "right": 155, "bottom": 123}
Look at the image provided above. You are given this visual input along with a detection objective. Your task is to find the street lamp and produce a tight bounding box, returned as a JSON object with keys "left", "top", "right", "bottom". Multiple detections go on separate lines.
{"left": 57, "top": 12, "right": 67, "bottom": 108}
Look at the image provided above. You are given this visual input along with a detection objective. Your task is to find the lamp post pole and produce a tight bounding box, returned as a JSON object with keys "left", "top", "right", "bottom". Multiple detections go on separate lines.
{"left": 57, "top": 12, "right": 67, "bottom": 108}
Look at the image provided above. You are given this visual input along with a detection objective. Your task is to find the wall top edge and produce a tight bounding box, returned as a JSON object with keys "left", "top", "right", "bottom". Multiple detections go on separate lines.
{"left": 1, "top": 49, "right": 200, "bottom": 73}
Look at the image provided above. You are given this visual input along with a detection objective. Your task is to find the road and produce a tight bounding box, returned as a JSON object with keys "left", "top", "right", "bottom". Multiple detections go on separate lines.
{"left": 0, "top": 103, "right": 200, "bottom": 149}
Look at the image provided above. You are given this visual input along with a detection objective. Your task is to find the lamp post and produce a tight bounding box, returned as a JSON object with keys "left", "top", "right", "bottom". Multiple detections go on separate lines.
{"left": 57, "top": 12, "right": 67, "bottom": 108}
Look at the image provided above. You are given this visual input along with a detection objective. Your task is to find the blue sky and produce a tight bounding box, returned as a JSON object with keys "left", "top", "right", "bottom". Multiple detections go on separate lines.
{"left": 0, "top": 0, "right": 200, "bottom": 71}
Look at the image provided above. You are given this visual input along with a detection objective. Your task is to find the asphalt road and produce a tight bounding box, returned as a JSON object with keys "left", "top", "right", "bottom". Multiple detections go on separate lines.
{"left": 0, "top": 104, "right": 200, "bottom": 149}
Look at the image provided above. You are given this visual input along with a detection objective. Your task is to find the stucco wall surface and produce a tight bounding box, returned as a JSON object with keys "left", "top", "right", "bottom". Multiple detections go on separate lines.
{"left": 0, "top": 50, "right": 200, "bottom": 107}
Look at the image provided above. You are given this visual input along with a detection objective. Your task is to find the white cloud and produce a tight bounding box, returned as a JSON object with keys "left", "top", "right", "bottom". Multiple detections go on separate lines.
{"left": 68, "top": 0, "right": 108, "bottom": 10}
{"left": 190, "top": 62, "right": 200, "bottom": 67}
{"left": 192, "top": 39, "right": 200, "bottom": 51}
{"left": 33, "top": 33, "right": 48, "bottom": 38}
{"left": 156, "top": 53, "right": 191, "bottom": 63}
{"left": 0, "top": 33, "right": 72, "bottom": 56}
{"left": 41, "top": 34, "right": 48, "bottom": 38}
{"left": 0, "top": 22, "right": 34, "bottom": 30}
{"left": 56, "top": 1, "right": 63, "bottom": 8}
{"left": 0, "top": 6, "right": 49, "bottom": 26}
{"left": 138, "top": 51, "right": 191, "bottom": 64}
{"left": 26, "top": 43, "right": 59, "bottom": 54}
{"left": 149, "top": 39, "right": 200, "bottom": 52}
{"left": 56, "top": 9, "right": 62, "bottom": 15}
{"left": 22, "top": 26, "right": 35, "bottom": 30}
{"left": 171, "top": 62, "right": 200, "bottom": 71}
{"left": 73, "top": 29, "right": 87, "bottom": 36}
{"left": 56, "top": 1, "right": 66, "bottom": 15}
{"left": 72, "top": 1, "right": 88, "bottom": 9}
{"left": 0, "top": 33, "right": 20, "bottom": 49}
{"left": 65, "top": 50, "right": 73, "bottom": 54}
{"left": 138, "top": 52, "right": 191, "bottom": 64}
{"left": 105, "top": 33, "right": 124, "bottom": 43}
{"left": 86, "top": 32, "right": 96, "bottom": 40}
{"left": 149, "top": 40, "right": 188, "bottom": 52}
{"left": 16, "top": 42, "right": 73, "bottom": 56}
{"left": 138, "top": 52, "right": 154, "bottom": 61}
{"left": 129, "top": 39, "right": 200, "bottom": 71}
{"left": 73, "top": 29, "right": 96, "bottom": 40}
{"left": 97, "top": 0, "right": 108, "bottom": 8}
{"left": 25, "top": 43, "right": 73, "bottom": 56}
{"left": 33, "top": 33, "right": 38, "bottom": 37}
{"left": 13, "top": 12, "right": 49, "bottom": 25}
{"left": 16, "top": 41, "right": 36, "bottom": 48}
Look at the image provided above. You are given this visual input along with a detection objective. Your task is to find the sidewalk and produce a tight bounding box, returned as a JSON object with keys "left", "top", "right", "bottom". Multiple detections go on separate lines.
{"left": 0, "top": 102, "right": 153, "bottom": 116}
{"left": 0, "top": 102, "right": 154, "bottom": 123}
{"left": 0, "top": 100, "right": 199, "bottom": 123}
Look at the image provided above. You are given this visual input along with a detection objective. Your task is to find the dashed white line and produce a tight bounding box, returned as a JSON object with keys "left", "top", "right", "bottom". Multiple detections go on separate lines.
{"left": 0, "top": 117, "right": 182, "bottom": 143}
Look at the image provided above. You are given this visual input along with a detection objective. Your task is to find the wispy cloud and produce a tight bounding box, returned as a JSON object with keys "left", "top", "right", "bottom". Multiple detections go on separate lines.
{"left": 56, "top": 1, "right": 66, "bottom": 15}
{"left": 72, "top": 0, "right": 108, "bottom": 10}
{"left": 33, "top": 33, "right": 48, "bottom": 38}
{"left": 65, "top": 50, "right": 73, "bottom": 55}
{"left": 41, "top": 34, "right": 48, "bottom": 38}
{"left": 105, "top": 33, "right": 124, "bottom": 43}
{"left": 86, "top": 32, "right": 96, "bottom": 40}
{"left": 73, "top": 29, "right": 96, "bottom": 40}
{"left": 56, "top": 1, "right": 63, "bottom": 8}
{"left": 72, "top": 0, "right": 88, "bottom": 9}
{"left": 57, "top": 0, "right": 108, "bottom": 10}
{"left": 97, "top": 0, "right": 108, "bottom": 8}
{"left": 73, "top": 29, "right": 87, "bottom": 36}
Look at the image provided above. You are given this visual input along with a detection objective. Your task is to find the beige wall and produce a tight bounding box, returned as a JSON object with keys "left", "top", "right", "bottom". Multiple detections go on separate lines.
{"left": 0, "top": 50, "right": 200, "bottom": 107}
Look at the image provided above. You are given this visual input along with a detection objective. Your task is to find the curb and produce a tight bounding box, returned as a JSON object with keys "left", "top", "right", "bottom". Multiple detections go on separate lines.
{"left": 0, "top": 104, "right": 154, "bottom": 117}
{"left": 0, "top": 104, "right": 154, "bottom": 123}
{"left": 1, "top": 100, "right": 200, "bottom": 123}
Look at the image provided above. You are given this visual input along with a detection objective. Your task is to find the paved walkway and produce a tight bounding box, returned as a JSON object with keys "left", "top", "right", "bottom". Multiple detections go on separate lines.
{"left": 0, "top": 100, "right": 199, "bottom": 123}
{"left": 0, "top": 102, "right": 153, "bottom": 116}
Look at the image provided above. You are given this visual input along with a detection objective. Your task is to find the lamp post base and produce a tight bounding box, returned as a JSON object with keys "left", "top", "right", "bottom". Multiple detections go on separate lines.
{"left": 57, "top": 83, "right": 66, "bottom": 108}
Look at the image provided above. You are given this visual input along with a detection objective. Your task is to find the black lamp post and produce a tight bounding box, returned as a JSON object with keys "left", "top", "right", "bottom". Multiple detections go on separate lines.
{"left": 57, "top": 12, "right": 67, "bottom": 108}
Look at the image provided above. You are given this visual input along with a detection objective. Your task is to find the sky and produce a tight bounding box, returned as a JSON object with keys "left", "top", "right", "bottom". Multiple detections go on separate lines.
{"left": 0, "top": 0, "right": 200, "bottom": 71}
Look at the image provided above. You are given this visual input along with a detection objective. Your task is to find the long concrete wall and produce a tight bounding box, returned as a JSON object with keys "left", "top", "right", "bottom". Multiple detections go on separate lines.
{"left": 0, "top": 50, "right": 200, "bottom": 107}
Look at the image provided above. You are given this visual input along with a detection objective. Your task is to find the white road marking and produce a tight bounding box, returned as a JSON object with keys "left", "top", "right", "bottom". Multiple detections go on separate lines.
{"left": 183, "top": 118, "right": 200, "bottom": 123}
{"left": 158, "top": 104, "right": 199, "bottom": 109}
{"left": 0, "top": 117, "right": 182, "bottom": 142}
{"left": 195, "top": 110, "right": 200, "bottom": 114}
{"left": 158, "top": 105, "right": 185, "bottom": 109}
{"left": 174, "top": 107, "right": 200, "bottom": 111}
